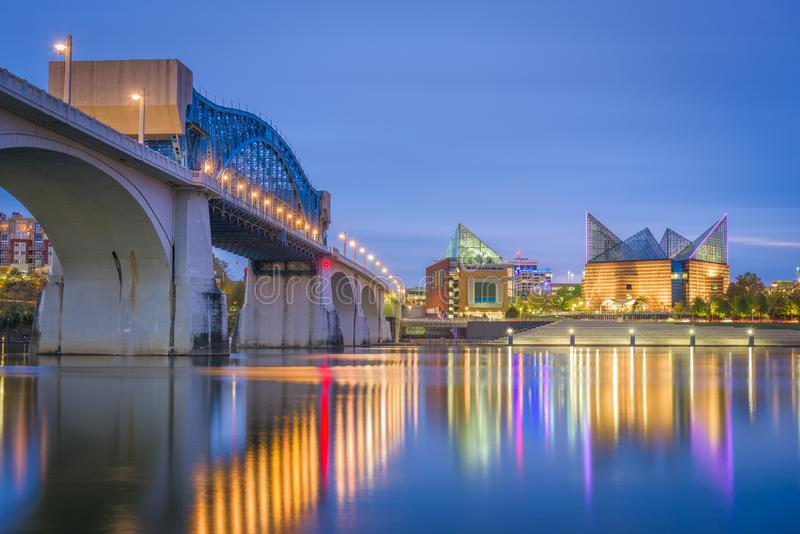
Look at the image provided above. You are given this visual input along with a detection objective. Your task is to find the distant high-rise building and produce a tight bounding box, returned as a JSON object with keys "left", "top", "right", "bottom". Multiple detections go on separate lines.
{"left": 507, "top": 257, "right": 553, "bottom": 297}
{"left": 583, "top": 213, "right": 729, "bottom": 311}
{"left": 0, "top": 212, "right": 54, "bottom": 274}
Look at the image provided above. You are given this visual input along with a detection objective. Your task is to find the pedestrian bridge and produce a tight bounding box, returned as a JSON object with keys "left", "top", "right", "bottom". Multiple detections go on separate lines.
{"left": 0, "top": 60, "right": 391, "bottom": 355}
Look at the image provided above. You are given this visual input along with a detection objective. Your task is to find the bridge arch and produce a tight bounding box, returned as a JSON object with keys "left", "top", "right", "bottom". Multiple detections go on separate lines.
{"left": 331, "top": 272, "right": 357, "bottom": 346}
{"left": 360, "top": 284, "right": 380, "bottom": 343}
{"left": 0, "top": 132, "right": 174, "bottom": 354}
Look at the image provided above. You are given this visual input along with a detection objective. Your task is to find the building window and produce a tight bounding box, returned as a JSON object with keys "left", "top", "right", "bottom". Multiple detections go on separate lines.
{"left": 473, "top": 281, "right": 497, "bottom": 303}
{"left": 711, "top": 284, "right": 718, "bottom": 292}
{"left": 437, "top": 269, "right": 445, "bottom": 289}
{"left": 625, "top": 283, "right": 632, "bottom": 290}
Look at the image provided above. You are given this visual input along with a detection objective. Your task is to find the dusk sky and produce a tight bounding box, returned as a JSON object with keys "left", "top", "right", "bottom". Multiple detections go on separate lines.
{"left": 2, "top": 0, "right": 799, "bottom": 284}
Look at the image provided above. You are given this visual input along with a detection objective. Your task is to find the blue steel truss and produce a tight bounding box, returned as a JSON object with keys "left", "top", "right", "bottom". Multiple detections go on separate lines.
{"left": 185, "top": 91, "right": 322, "bottom": 234}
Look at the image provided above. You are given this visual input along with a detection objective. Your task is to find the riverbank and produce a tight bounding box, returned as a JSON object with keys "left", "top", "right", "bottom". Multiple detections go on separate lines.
{"left": 507, "top": 320, "right": 800, "bottom": 347}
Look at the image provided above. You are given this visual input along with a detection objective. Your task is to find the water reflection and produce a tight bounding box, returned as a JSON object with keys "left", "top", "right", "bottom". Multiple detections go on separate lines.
{"left": 1, "top": 348, "right": 799, "bottom": 531}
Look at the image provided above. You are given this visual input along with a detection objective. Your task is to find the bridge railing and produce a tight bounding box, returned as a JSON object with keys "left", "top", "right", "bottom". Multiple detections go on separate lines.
{"left": 201, "top": 167, "right": 324, "bottom": 245}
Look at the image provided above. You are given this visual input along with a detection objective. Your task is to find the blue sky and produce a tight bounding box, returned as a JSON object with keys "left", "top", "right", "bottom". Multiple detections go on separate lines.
{"left": 1, "top": 0, "right": 799, "bottom": 284}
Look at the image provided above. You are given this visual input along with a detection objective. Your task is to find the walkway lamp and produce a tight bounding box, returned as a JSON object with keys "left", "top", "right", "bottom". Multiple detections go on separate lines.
{"left": 629, "top": 328, "right": 636, "bottom": 347}
{"left": 748, "top": 329, "right": 755, "bottom": 348}
{"left": 367, "top": 254, "right": 374, "bottom": 270}
{"left": 507, "top": 327, "right": 514, "bottom": 346}
{"left": 338, "top": 232, "right": 347, "bottom": 256}
{"left": 131, "top": 91, "right": 145, "bottom": 144}
{"left": 359, "top": 246, "right": 366, "bottom": 267}
{"left": 569, "top": 328, "right": 575, "bottom": 346}
{"left": 54, "top": 35, "right": 73, "bottom": 105}
{"left": 689, "top": 328, "right": 696, "bottom": 347}
{"left": 349, "top": 240, "right": 356, "bottom": 261}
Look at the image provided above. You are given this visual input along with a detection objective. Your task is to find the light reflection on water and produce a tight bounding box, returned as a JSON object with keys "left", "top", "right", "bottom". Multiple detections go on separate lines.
{"left": 1, "top": 347, "right": 800, "bottom": 532}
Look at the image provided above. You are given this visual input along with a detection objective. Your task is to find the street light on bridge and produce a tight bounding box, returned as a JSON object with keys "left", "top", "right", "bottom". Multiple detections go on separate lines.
{"left": 349, "top": 240, "right": 357, "bottom": 261}
{"left": 359, "top": 247, "right": 366, "bottom": 267}
{"left": 54, "top": 35, "right": 73, "bottom": 105}
{"left": 130, "top": 91, "right": 146, "bottom": 144}
{"left": 338, "top": 232, "right": 347, "bottom": 256}
{"left": 367, "top": 253, "right": 375, "bottom": 271}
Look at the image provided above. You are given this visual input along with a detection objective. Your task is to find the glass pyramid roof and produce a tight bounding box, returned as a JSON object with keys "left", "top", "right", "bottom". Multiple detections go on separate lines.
{"left": 674, "top": 214, "right": 728, "bottom": 264}
{"left": 445, "top": 223, "right": 503, "bottom": 265}
{"left": 586, "top": 214, "right": 728, "bottom": 265}
{"left": 589, "top": 228, "right": 667, "bottom": 263}
{"left": 660, "top": 228, "right": 691, "bottom": 259}
{"left": 586, "top": 212, "right": 622, "bottom": 262}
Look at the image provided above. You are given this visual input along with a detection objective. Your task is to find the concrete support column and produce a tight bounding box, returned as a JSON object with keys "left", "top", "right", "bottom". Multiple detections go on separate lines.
{"left": 171, "top": 189, "right": 227, "bottom": 355}
{"left": 236, "top": 259, "right": 343, "bottom": 348}
{"left": 32, "top": 251, "right": 64, "bottom": 353}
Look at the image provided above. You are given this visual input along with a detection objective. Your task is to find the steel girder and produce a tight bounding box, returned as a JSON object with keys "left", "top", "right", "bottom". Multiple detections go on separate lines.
{"left": 187, "top": 91, "right": 322, "bottom": 232}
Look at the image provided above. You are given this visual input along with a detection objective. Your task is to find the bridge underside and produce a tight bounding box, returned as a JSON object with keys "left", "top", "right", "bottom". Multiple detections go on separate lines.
{"left": 209, "top": 200, "right": 326, "bottom": 261}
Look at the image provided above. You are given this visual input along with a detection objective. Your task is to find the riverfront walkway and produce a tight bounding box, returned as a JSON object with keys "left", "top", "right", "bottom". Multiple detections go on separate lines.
{"left": 509, "top": 320, "right": 800, "bottom": 347}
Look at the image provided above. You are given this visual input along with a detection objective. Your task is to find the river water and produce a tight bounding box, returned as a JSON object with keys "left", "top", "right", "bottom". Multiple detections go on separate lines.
{"left": 1, "top": 346, "right": 800, "bottom": 532}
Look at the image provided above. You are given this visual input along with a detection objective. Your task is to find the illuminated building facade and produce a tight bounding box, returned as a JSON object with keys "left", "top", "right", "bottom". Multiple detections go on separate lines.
{"left": 583, "top": 213, "right": 730, "bottom": 311}
{"left": 507, "top": 257, "right": 553, "bottom": 297}
{"left": 425, "top": 224, "right": 512, "bottom": 318}
{"left": 0, "top": 212, "right": 53, "bottom": 274}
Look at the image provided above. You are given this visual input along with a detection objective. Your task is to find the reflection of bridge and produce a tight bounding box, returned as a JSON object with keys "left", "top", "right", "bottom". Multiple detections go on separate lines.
{"left": 0, "top": 59, "right": 390, "bottom": 354}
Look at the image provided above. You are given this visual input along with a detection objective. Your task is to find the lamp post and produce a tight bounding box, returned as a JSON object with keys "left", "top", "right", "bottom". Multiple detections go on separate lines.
{"left": 54, "top": 35, "right": 73, "bottom": 105}
{"left": 367, "top": 254, "right": 375, "bottom": 271}
{"left": 629, "top": 328, "right": 636, "bottom": 346}
{"left": 131, "top": 91, "right": 146, "bottom": 144}
{"left": 349, "top": 240, "right": 357, "bottom": 261}
{"left": 689, "top": 328, "right": 696, "bottom": 347}
{"left": 359, "top": 247, "right": 366, "bottom": 268}
{"left": 338, "top": 232, "right": 347, "bottom": 257}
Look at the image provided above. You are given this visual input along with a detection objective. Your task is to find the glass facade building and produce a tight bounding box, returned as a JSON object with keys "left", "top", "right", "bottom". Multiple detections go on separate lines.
{"left": 583, "top": 214, "right": 729, "bottom": 310}
{"left": 425, "top": 224, "right": 512, "bottom": 318}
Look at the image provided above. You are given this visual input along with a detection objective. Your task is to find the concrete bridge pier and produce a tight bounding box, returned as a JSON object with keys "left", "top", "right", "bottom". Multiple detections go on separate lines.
{"left": 235, "top": 259, "right": 344, "bottom": 349}
{"left": 171, "top": 189, "right": 227, "bottom": 355}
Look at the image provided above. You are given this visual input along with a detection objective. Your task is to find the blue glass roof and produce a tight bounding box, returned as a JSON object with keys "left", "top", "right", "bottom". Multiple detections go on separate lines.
{"left": 587, "top": 214, "right": 728, "bottom": 265}
{"left": 674, "top": 215, "right": 728, "bottom": 264}
{"left": 590, "top": 228, "right": 667, "bottom": 263}
{"left": 586, "top": 213, "right": 622, "bottom": 262}
{"left": 660, "top": 228, "right": 692, "bottom": 259}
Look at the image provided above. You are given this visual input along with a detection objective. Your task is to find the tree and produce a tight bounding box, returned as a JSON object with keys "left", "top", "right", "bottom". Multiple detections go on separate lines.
{"left": 551, "top": 284, "right": 582, "bottom": 312}
{"left": 709, "top": 295, "right": 730, "bottom": 319}
{"left": 505, "top": 306, "right": 519, "bottom": 319}
{"left": 690, "top": 297, "right": 708, "bottom": 318}
{"left": 728, "top": 272, "right": 766, "bottom": 299}
{"left": 733, "top": 294, "right": 754, "bottom": 319}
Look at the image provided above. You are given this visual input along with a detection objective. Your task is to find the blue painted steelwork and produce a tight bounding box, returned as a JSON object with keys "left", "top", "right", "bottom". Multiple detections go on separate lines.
{"left": 185, "top": 91, "right": 323, "bottom": 235}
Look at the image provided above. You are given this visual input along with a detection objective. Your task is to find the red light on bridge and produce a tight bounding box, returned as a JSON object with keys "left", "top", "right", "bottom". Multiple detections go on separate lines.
{"left": 321, "top": 258, "right": 331, "bottom": 269}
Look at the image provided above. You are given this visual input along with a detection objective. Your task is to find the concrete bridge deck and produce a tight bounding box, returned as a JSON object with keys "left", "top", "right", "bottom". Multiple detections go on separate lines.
{"left": 508, "top": 320, "right": 800, "bottom": 347}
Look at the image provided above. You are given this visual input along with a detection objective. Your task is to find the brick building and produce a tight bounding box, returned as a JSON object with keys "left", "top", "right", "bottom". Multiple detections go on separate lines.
{"left": 0, "top": 212, "right": 54, "bottom": 274}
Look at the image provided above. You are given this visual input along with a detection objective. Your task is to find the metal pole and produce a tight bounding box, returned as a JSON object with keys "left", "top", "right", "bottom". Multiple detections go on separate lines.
{"left": 138, "top": 88, "right": 146, "bottom": 144}
{"left": 64, "top": 34, "right": 73, "bottom": 105}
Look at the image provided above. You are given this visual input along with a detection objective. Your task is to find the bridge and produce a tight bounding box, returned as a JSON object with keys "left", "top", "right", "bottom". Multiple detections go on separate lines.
{"left": 0, "top": 58, "right": 392, "bottom": 355}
